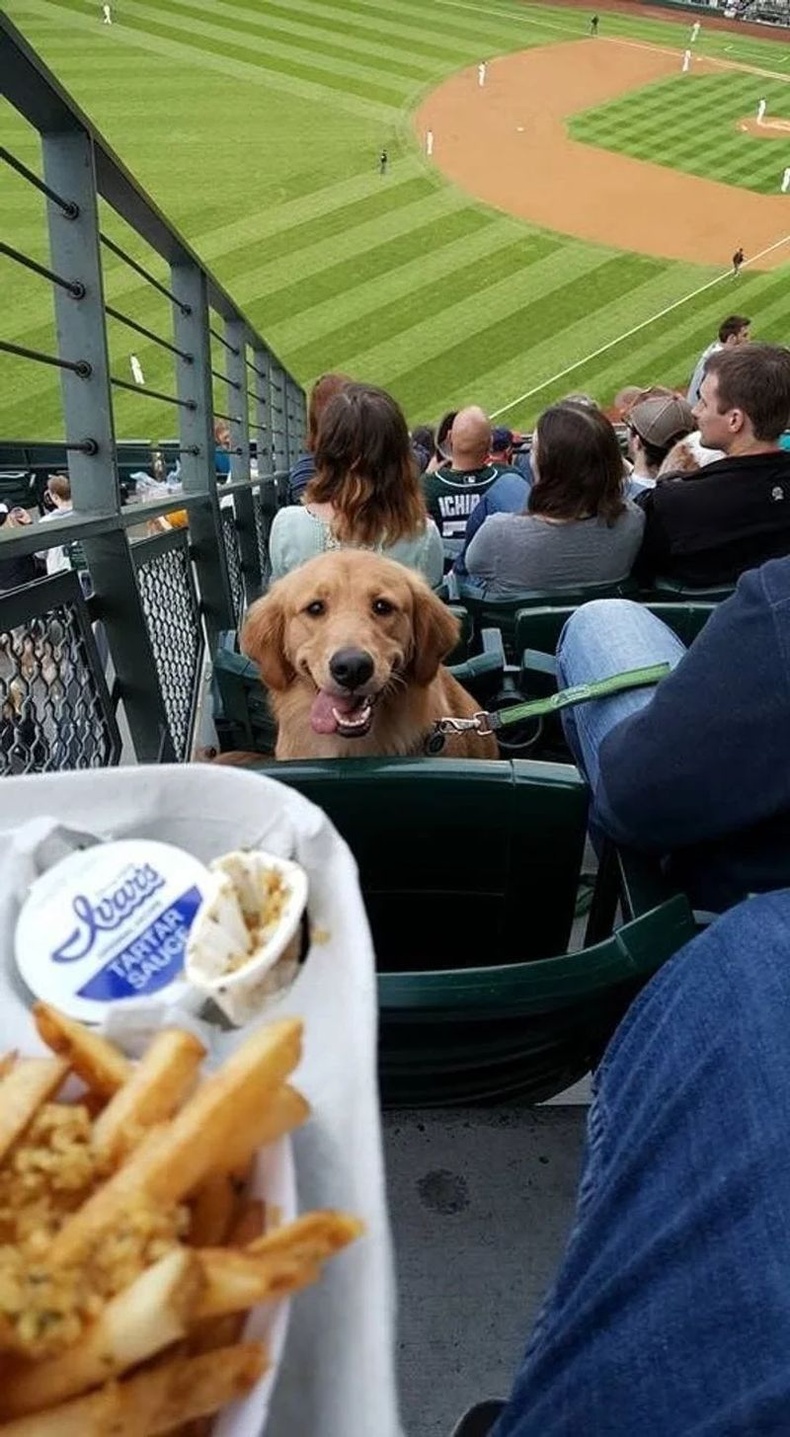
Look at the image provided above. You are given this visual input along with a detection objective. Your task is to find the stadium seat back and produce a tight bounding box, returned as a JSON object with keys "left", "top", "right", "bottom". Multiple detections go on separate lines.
{"left": 270, "top": 756, "right": 589, "bottom": 969}
{"left": 459, "top": 578, "right": 639, "bottom": 658}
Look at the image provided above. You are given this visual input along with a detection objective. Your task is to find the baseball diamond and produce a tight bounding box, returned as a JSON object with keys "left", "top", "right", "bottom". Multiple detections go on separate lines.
{"left": 2, "top": 0, "right": 790, "bottom": 435}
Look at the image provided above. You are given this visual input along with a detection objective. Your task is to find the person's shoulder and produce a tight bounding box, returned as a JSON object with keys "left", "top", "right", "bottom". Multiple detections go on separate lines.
{"left": 487, "top": 468, "right": 528, "bottom": 498}
{"left": 754, "top": 554, "right": 790, "bottom": 610}
{"left": 288, "top": 453, "right": 314, "bottom": 481}
{"left": 469, "top": 510, "right": 515, "bottom": 543}
{"left": 271, "top": 504, "right": 308, "bottom": 535}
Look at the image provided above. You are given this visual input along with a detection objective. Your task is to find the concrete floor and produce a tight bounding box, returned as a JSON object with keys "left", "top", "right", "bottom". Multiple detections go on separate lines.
{"left": 383, "top": 1106, "right": 587, "bottom": 1437}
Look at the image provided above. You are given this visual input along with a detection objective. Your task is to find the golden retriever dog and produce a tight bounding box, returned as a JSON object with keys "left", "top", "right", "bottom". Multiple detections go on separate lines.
{"left": 241, "top": 550, "right": 498, "bottom": 760}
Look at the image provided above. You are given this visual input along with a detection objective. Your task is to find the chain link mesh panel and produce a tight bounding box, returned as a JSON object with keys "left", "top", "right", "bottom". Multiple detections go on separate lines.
{"left": 0, "top": 577, "right": 120, "bottom": 776}
{"left": 134, "top": 531, "right": 204, "bottom": 762}
{"left": 221, "top": 507, "right": 244, "bottom": 622}
{"left": 252, "top": 487, "right": 272, "bottom": 592}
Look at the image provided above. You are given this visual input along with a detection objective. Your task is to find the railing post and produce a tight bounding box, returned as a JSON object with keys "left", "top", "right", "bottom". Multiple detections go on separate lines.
{"left": 226, "top": 318, "right": 260, "bottom": 604}
{"left": 269, "top": 361, "right": 289, "bottom": 477}
{"left": 171, "top": 262, "right": 235, "bottom": 647}
{"left": 286, "top": 376, "right": 306, "bottom": 467}
{"left": 41, "top": 126, "right": 175, "bottom": 762}
{"left": 253, "top": 347, "right": 273, "bottom": 480}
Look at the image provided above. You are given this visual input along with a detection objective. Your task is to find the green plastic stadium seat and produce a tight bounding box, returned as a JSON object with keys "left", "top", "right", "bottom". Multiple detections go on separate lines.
{"left": 446, "top": 602, "right": 473, "bottom": 664}
{"left": 259, "top": 756, "right": 696, "bottom": 1103}
{"left": 212, "top": 644, "right": 277, "bottom": 755}
{"left": 514, "top": 600, "right": 717, "bottom": 669}
{"left": 639, "top": 577, "right": 735, "bottom": 604}
{"left": 458, "top": 579, "right": 639, "bottom": 659}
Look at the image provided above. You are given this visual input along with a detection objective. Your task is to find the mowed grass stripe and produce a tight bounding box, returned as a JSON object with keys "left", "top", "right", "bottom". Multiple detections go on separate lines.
{"left": 229, "top": 187, "right": 476, "bottom": 299}
{"left": 217, "top": 177, "right": 437, "bottom": 277}
{"left": 22, "top": 0, "right": 396, "bottom": 119}
{"left": 191, "top": 162, "right": 429, "bottom": 260}
{"left": 480, "top": 260, "right": 710, "bottom": 425}
{"left": 265, "top": 217, "right": 536, "bottom": 352}
{"left": 103, "top": 0, "right": 412, "bottom": 103}
{"left": 358, "top": 0, "right": 565, "bottom": 48}
{"left": 494, "top": 268, "right": 785, "bottom": 427}
{"left": 423, "top": 255, "right": 712, "bottom": 424}
{"left": 164, "top": 0, "right": 466, "bottom": 70}
{"left": 343, "top": 240, "right": 608, "bottom": 383}
{"left": 246, "top": 208, "right": 493, "bottom": 326}
{"left": 386, "top": 252, "right": 665, "bottom": 412}
{"left": 286, "top": 234, "right": 560, "bottom": 375}
{"left": 285, "top": 0, "right": 534, "bottom": 50}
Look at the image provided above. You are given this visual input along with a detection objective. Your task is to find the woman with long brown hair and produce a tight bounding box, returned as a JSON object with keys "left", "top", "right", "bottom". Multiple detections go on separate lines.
{"left": 269, "top": 382, "right": 443, "bottom": 586}
{"left": 287, "top": 372, "right": 351, "bottom": 504}
{"left": 464, "top": 402, "right": 644, "bottom": 598}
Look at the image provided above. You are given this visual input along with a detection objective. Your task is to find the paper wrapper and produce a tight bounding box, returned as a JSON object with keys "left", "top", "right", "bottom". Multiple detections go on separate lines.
{"left": 0, "top": 765, "right": 402, "bottom": 1437}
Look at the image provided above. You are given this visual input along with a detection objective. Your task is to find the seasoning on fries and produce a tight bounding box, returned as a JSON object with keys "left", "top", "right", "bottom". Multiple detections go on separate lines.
{"left": 0, "top": 1003, "right": 363, "bottom": 1432}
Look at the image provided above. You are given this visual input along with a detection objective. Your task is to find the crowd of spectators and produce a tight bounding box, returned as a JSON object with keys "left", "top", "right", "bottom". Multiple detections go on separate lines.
{"left": 281, "top": 325, "right": 790, "bottom": 606}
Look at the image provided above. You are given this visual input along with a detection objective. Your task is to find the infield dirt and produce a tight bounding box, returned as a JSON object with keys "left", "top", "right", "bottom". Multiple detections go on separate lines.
{"left": 416, "top": 39, "right": 790, "bottom": 271}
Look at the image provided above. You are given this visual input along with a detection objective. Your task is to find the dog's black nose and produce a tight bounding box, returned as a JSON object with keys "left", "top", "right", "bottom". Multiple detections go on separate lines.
{"left": 329, "top": 648, "right": 374, "bottom": 690}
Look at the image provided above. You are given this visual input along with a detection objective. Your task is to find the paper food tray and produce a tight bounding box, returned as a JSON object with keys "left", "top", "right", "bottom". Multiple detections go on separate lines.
{"left": 0, "top": 765, "right": 402, "bottom": 1437}
{"left": 213, "top": 1138, "right": 297, "bottom": 1437}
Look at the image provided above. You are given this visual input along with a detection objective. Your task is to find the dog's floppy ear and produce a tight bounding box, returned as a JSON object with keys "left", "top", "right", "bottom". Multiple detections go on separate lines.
{"left": 408, "top": 585, "right": 460, "bottom": 687}
{"left": 240, "top": 589, "right": 295, "bottom": 691}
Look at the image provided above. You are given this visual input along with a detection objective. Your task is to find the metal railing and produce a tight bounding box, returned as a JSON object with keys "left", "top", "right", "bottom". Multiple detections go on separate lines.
{"left": 0, "top": 14, "right": 305, "bottom": 768}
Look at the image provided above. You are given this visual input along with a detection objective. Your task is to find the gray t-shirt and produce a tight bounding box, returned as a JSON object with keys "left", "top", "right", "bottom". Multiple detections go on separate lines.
{"left": 464, "top": 503, "right": 645, "bottom": 598}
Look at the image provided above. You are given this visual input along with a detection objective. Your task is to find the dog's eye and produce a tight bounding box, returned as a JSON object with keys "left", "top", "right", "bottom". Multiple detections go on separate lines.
{"left": 304, "top": 600, "right": 325, "bottom": 617}
{"left": 372, "top": 598, "right": 395, "bottom": 616}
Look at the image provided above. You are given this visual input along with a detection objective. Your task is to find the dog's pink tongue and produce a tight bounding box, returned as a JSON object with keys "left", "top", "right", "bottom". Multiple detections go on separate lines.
{"left": 310, "top": 689, "right": 357, "bottom": 735}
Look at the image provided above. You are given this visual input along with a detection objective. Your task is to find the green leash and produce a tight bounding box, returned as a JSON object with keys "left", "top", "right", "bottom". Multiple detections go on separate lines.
{"left": 428, "top": 661, "right": 671, "bottom": 752}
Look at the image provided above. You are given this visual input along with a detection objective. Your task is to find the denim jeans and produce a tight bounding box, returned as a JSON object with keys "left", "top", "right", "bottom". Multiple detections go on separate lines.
{"left": 555, "top": 600, "right": 686, "bottom": 789}
{"left": 491, "top": 889, "right": 790, "bottom": 1436}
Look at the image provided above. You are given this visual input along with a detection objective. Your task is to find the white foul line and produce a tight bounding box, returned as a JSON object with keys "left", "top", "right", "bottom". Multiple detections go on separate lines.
{"left": 491, "top": 232, "right": 790, "bottom": 419}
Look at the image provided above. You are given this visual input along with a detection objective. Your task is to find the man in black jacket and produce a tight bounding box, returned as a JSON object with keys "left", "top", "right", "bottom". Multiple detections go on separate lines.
{"left": 634, "top": 343, "right": 790, "bottom": 588}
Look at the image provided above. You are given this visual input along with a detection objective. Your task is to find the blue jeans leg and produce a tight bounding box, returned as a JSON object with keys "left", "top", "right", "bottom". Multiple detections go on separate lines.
{"left": 492, "top": 889, "right": 790, "bottom": 1437}
{"left": 555, "top": 600, "right": 686, "bottom": 790}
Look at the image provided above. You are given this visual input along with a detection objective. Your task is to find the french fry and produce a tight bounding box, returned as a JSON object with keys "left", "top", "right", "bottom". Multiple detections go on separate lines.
{"left": 213, "top": 1083, "right": 309, "bottom": 1174}
{"left": 93, "top": 1029, "right": 206, "bottom": 1169}
{"left": 244, "top": 1210, "right": 364, "bottom": 1260}
{"left": 0, "top": 1057, "right": 68, "bottom": 1165}
{"left": 196, "top": 1211, "right": 364, "bottom": 1319}
{"left": 0, "top": 1343, "right": 267, "bottom": 1436}
{"left": 49, "top": 1020, "right": 303, "bottom": 1267}
{"left": 0, "top": 1009, "right": 358, "bottom": 1436}
{"left": 187, "top": 1171, "right": 240, "bottom": 1248}
{"left": 33, "top": 1003, "right": 131, "bottom": 1099}
{"left": 0, "top": 1248, "right": 204, "bottom": 1418}
{"left": 229, "top": 1197, "right": 266, "bottom": 1248}
{"left": 197, "top": 1249, "right": 319, "bottom": 1316}
{"left": 187, "top": 1196, "right": 268, "bottom": 1362}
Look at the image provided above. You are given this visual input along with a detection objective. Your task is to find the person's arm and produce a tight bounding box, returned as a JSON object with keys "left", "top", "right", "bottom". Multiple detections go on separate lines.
{"left": 630, "top": 488, "right": 672, "bottom": 582}
{"left": 267, "top": 508, "right": 293, "bottom": 583}
{"left": 464, "top": 517, "right": 501, "bottom": 583}
{"left": 595, "top": 564, "right": 790, "bottom": 851}
{"left": 421, "top": 520, "right": 445, "bottom": 589}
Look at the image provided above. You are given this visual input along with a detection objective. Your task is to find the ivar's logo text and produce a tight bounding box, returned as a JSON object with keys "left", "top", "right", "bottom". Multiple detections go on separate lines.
{"left": 52, "top": 864, "right": 166, "bottom": 962}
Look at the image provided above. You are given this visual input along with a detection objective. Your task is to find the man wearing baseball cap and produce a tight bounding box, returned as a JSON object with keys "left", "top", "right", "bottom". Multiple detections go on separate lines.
{"left": 625, "top": 391, "right": 695, "bottom": 495}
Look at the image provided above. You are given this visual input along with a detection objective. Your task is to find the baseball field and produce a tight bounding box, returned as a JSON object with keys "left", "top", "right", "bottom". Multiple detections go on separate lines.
{"left": 3, "top": 0, "right": 790, "bottom": 440}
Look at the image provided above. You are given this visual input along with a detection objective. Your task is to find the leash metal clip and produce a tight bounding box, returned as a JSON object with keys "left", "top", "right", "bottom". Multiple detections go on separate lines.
{"left": 433, "top": 710, "right": 496, "bottom": 737}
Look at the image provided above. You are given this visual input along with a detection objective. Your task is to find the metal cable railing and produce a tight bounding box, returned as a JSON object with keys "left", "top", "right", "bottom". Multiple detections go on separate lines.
{"left": 0, "top": 11, "right": 305, "bottom": 770}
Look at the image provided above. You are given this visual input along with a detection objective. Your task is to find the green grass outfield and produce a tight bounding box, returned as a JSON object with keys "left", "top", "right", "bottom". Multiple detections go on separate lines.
{"left": 3, "top": 0, "right": 790, "bottom": 440}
